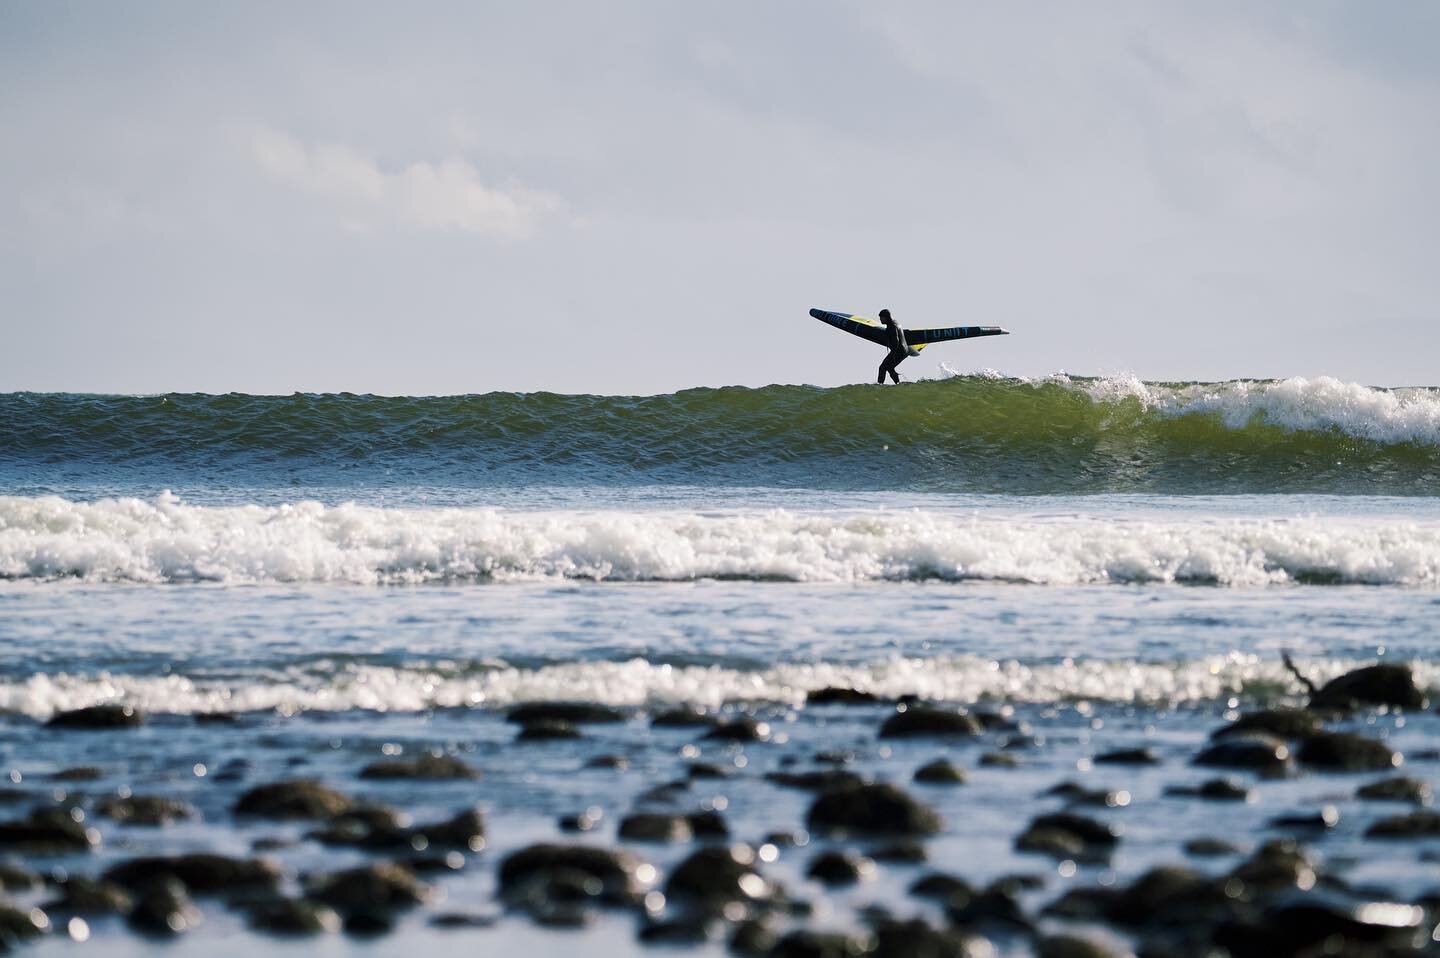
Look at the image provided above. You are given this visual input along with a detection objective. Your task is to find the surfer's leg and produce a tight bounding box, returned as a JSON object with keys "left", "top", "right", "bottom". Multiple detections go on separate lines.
{"left": 887, "top": 353, "right": 904, "bottom": 384}
{"left": 876, "top": 359, "right": 889, "bottom": 384}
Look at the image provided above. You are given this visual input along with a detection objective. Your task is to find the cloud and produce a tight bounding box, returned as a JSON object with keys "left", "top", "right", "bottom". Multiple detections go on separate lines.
{"left": 241, "top": 125, "right": 562, "bottom": 238}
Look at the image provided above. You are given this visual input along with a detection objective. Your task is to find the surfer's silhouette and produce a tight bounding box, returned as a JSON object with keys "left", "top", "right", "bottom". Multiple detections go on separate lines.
{"left": 877, "top": 309, "right": 918, "bottom": 384}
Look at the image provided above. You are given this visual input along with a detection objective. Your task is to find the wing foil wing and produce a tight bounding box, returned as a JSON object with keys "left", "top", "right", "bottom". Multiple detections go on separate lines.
{"left": 809, "top": 308, "right": 889, "bottom": 347}
{"left": 903, "top": 325, "right": 1009, "bottom": 346}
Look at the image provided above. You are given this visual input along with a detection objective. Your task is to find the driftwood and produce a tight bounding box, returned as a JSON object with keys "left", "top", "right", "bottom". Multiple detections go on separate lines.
{"left": 1281, "top": 650, "right": 1318, "bottom": 698}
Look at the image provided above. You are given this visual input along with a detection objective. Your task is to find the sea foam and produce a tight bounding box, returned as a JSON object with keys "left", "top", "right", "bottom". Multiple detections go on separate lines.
{"left": 2, "top": 494, "right": 1438, "bottom": 586}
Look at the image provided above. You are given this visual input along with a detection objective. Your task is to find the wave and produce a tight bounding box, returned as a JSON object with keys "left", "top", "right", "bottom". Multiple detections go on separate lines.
{"left": 3, "top": 376, "right": 1440, "bottom": 496}
{"left": 3, "top": 494, "right": 1439, "bottom": 586}
{"left": 1, "top": 654, "right": 1434, "bottom": 717}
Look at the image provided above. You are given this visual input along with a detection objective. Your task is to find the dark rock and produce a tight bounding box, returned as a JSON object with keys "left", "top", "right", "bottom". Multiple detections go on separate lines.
{"left": 1043, "top": 886, "right": 1120, "bottom": 920}
{"left": 1015, "top": 826, "right": 1085, "bottom": 859}
{"left": 505, "top": 702, "right": 625, "bottom": 724}
{"left": 1356, "top": 776, "right": 1432, "bottom": 805}
{"left": 1106, "top": 866, "right": 1233, "bottom": 926}
{"left": 498, "top": 843, "right": 647, "bottom": 906}
{"left": 195, "top": 711, "right": 239, "bottom": 725}
{"left": 946, "top": 886, "right": 1031, "bottom": 930}
{"left": 411, "top": 808, "right": 486, "bottom": 850}
{"left": 637, "top": 915, "right": 712, "bottom": 944}
{"left": 308, "top": 806, "right": 409, "bottom": 848}
{"left": 51, "top": 766, "right": 104, "bottom": 781}
{"left": 729, "top": 917, "right": 778, "bottom": 955}
{"left": 909, "top": 872, "right": 975, "bottom": 904}
{"left": 703, "top": 718, "right": 771, "bottom": 742}
{"left": 618, "top": 813, "right": 692, "bottom": 842}
{"left": 46, "top": 704, "right": 144, "bottom": 729}
{"left": 1212, "top": 708, "right": 1322, "bottom": 741}
{"left": 1196, "top": 778, "right": 1253, "bottom": 801}
{"left": 43, "top": 876, "right": 133, "bottom": 914}
{"left": 1193, "top": 735, "right": 1292, "bottom": 776}
{"left": 1309, "top": 663, "right": 1427, "bottom": 710}
{"left": 806, "top": 783, "right": 942, "bottom": 837}
{"left": 768, "top": 930, "right": 870, "bottom": 958}
{"left": 1365, "top": 810, "right": 1440, "bottom": 838}
{"left": 429, "top": 910, "right": 499, "bottom": 929}
{"left": 306, "top": 863, "right": 430, "bottom": 914}
{"left": 0, "top": 863, "right": 41, "bottom": 893}
{"left": 246, "top": 897, "right": 341, "bottom": 935}
{"left": 0, "top": 807, "right": 98, "bottom": 853}
{"left": 806, "top": 688, "right": 884, "bottom": 705}
{"left": 515, "top": 719, "right": 581, "bottom": 741}
{"left": 1296, "top": 732, "right": 1399, "bottom": 771}
{"left": 1094, "top": 747, "right": 1159, "bottom": 765}
{"left": 1226, "top": 840, "right": 1317, "bottom": 893}
{"left": 559, "top": 809, "right": 601, "bottom": 832}
{"left": 1215, "top": 890, "right": 1426, "bottom": 956}
{"left": 127, "top": 879, "right": 200, "bottom": 935}
{"left": 979, "top": 752, "right": 1020, "bottom": 768}
{"left": 685, "top": 761, "right": 729, "bottom": 779}
{"left": 359, "top": 753, "right": 478, "bottom": 780}
{"left": 1267, "top": 806, "right": 1340, "bottom": 831}
{"left": 97, "top": 795, "right": 196, "bottom": 826}
{"left": 687, "top": 810, "right": 729, "bottom": 838}
{"left": 649, "top": 707, "right": 719, "bottom": 727}
{"left": 0, "top": 903, "right": 50, "bottom": 944}
{"left": 879, "top": 707, "right": 981, "bottom": 738}
{"left": 103, "top": 853, "right": 283, "bottom": 895}
{"left": 1036, "top": 935, "right": 1128, "bottom": 958}
{"left": 914, "top": 760, "right": 967, "bottom": 785}
{"left": 235, "top": 780, "right": 353, "bottom": 819}
{"left": 342, "top": 911, "right": 396, "bottom": 935}
{"left": 806, "top": 850, "right": 872, "bottom": 885}
{"left": 1046, "top": 782, "right": 1132, "bottom": 808}
{"left": 1184, "top": 837, "right": 1240, "bottom": 856}
{"left": 767, "top": 769, "right": 866, "bottom": 792}
{"left": 1016, "top": 813, "right": 1117, "bottom": 860}
{"left": 869, "top": 841, "right": 927, "bottom": 863}
{"left": 664, "top": 845, "right": 774, "bottom": 911}
{"left": 814, "top": 749, "right": 856, "bottom": 765}
{"left": 872, "top": 918, "right": 991, "bottom": 958}
{"left": 585, "top": 754, "right": 630, "bottom": 770}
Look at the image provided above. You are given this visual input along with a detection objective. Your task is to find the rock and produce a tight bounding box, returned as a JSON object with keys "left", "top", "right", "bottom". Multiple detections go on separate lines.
{"left": 664, "top": 845, "right": 774, "bottom": 911}
{"left": 1106, "top": 866, "right": 1232, "bottom": 926}
{"left": 768, "top": 930, "right": 870, "bottom": 958}
{"left": 246, "top": 897, "right": 341, "bottom": 935}
{"left": 585, "top": 754, "right": 630, "bottom": 770}
{"left": 1365, "top": 810, "right": 1440, "bottom": 838}
{"left": 1184, "top": 838, "right": 1240, "bottom": 857}
{"left": 0, "top": 807, "right": 98, "bottom": 853}
{"left": 806, "top": 688, "right": 885, "bottom": 705}
{"left": 506, "top": 702, "right": 625, "bottom": 724}
{"left": 46, "top": 704, "right": 144, "bottom": 729}
{"left": 306, "top": 863, "right": 430, "bottom": 914}
{"left": 650, "top": 707, "right": 719, "bottom": 727}
{"left": 96, "top": 795, "right": 196, "bottom": 826}
{"left": 515, "top": 719, "right": 581, "bottom": 741}
{"left": 1227, "top": 841, "right": 1317, "bottom": 893}
{"left": 234, "top": 780, "right": 353, "bottom": 819}
{"left": 947, "top": 885, "right": 1031, "bottom": 930}
{"left": 1214, "top": 890, "right": 1426, "bottom": 957}
{"left": 1296, "top": 732, "right": 1400, "bottom": 771}
{"left": 359, "top": 754, "right": 479, "bottom": 780}
{"left": 1164, "top": 777, "right": 1253, "bottom": 801}
{"left": 0, "top": 903, "right": 49, "bottom": 944}
{"left": 0, "top": 863, "right": 41, "bottom": 893}
{"left": 1309, "top": 663, "right": 1427, "bottom": 710}
{"left": 103, "top": 854, "right": 283, "bottom": 895}
{"left": 1094, "top": 748, "right": 1159, "bottom": 765}
{"left": 618, "top": 813, "right": 693, "bottom": 843}
{"left": 979, "top": 752, "right": 1020, "bottom": 768}
{"left": 410, "top": 808, "right": 486, "bottom": 850}
{"left": 767, "top": 769, "right": 867, "bottom": 792}
{"left": 687, "top": 810, "right": 729, "bottom": 838}
{"left": 1036, "top": 935, "right": 1130, "bottom": 958}
{"left": 1356, "top": 776, "right": 1432, "bottom": 805}
{"left": 909, "top": 872, "right": 975, "bottom": 904}
{"left": 127, "top": 879, "right": 200, "bottom": 935}
{"left": 870, "top": 841, "right": 927, "bottom": 863}
{"left": 498, "top": 844, "right": 648, "bottom": 906}
{"left": 879, "top": 707, "right": 981, "bottom": 738}
{"left": 685, "top": 762, "right": 729, "bottom": 779}
{"left": 914, "top": 760, "right": 967, "bottom": 785}
{"left": 1016, "top": 813, "right": 1117, "bottom": 859}
{"left": 872, "top": 918, "right": 991, "bottom": 958}
{"left": 308, "top": 806, "right": 409, "bottom": 848}
{"left": 806, "top": 850, "right": 873, "bottom": 885}
{"left": 1015, "top": 826, "right": 1084, "bottom": 859}
{"left": 51, "top": 766, "right": 104, "bottom": 781}
{"left": 1192, "top": 735, "right": 1292, "bottom": 776}
{"left": 342, "top": 911, "right": 396, "bottom": 935}
{"left": 703, "top": 718, "right": 771, "bottom": 742}
{"left": 1212, "top": 708, "right": 1323, "bottom": 741}
{"left": 637, "top": 915, "right": 712, "bottom": 944}
{"left": 43, "top": 876, "right": 133, "bottom": 914}
{"left": 729, "top": 917, "right": 778, "bottom": 955}
{"left": 806, "top": 783, "right": 942, "bottom": 837}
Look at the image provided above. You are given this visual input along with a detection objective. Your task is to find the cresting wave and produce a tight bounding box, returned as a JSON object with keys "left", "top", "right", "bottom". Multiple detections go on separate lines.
{"left": 4, "top": 375, "right": 1439, "bottom": 495}
{"left": 4, "top": 494, "right": 1439, "bottom": 586}
{"left": 1, "top": 655, "right": 1434, "bottom": 718}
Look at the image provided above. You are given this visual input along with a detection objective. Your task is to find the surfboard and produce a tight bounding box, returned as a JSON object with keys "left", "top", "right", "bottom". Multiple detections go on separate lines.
{"left": 809, "top": 308, "right": 1008, "bottom": 352}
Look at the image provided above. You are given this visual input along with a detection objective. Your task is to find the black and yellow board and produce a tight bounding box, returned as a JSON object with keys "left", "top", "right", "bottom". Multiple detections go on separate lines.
{"left": 809, "top": 308, "right": 1008, "bottom": 351}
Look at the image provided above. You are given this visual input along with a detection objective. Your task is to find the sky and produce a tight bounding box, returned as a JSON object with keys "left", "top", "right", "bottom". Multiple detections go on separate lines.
{"left": 2, "top": 1, "right": 1438, "bottom": 395}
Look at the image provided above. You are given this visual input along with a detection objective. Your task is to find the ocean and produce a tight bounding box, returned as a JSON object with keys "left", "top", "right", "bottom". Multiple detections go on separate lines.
{"left": 1, "top": 374, "right": 1438, "bottom": 956}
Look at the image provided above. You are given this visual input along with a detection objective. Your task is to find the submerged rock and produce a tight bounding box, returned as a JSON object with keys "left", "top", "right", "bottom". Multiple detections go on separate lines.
{"left": 649, "top": 707, "right": 719, "bottom": 728}
{"left": 1212, "top": 708, "right": 1322, "bottom": 741}
{"left": 103, "top": 853, "right": 283, "bottom": 895}
{"left": 43, "top": 876, "right": 134, "bottom": 915}
{"left": 515, "top": 719, "right": 581, "bottom": 741}
{"left": 1309, "top": 663, "right": 1427, "bottom": 710}
{"left": 1296, "top": 732, "right": 1400, "bottom": 771}
{"left": 703, "top": 718, "right": 771, "bottom": 742}
{"left": 618, "top": 813, "right": 693, "bottom": 843}
{"left": 806, "top": 783, "right": 942, "bottom": 837}
{"left": 913, "top": 759, "right": 967, "bottom": 785}
{"left": 807, "top": 687, "right": 886, "bottom": 705}
{"left": 358, "top": 753, "right": 479, "bottom": 780}
{"left": 872, "top": 918, "right": 991, "bottom": 958}
{"left": 127, "top": 879, "right": 200, "bottom": 936}
{"left": 0, "top": 863, "right": 42, "bottom": 894}
{"left": 1364, "top": 810, "right": 1440, "bottom": 838}
{"left": 1192, "top": 735, "right": 1292, "bottom": 776}
{"left": 909, "top": 872, "right": 976, "bottom": 904}
{"left": 664, "top": 845, "right": 775, "bottom": 912}
{"left": 806, "top": 850, "right": 874, "bottom": 885}
{"left": 498, "top": 843, "right": 648, "bottom": 907}
{"left": 506, "top": 701, "right": 625, "bottom": 724}
{"left": 1093, "top": 747, "right": 1159, "bottom": 766}
{"left": 1015, "top": 813, "right": 1118, "bottom": 860}
{"left": 1356, "top": 776, "right": 1432, "bottom": 805}
{"left": 879, "top": 707, "right": 981, "bottom": 738}
{"left": 0, "top": 807, "right": 98, "bottom": 853}
{"left": 769, "top": 930, "right": 871, "bottom": 958}
{"left": 46, "top": 704, "right": 144, "bottom": 729}
{"left": 0, "top": 903, "right": 50, "bottom": 944}
{"left": 306, "top": 863, "right": 430, "bottom": 914}
{"left": 246, "top": 897, "right": 342, "bottom": 935}
{"left": 767, "top": 769, "right": 866, "bottom": 792}
{"left": 234, "top": 780, "right": 353, "bottom": 820}
{"left": 97, "top": 795, "right": 197, "bottom": 826}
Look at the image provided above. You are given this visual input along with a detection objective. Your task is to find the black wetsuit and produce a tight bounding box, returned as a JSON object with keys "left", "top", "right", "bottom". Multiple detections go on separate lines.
{"left": 877, "top": 321, "right": 911, "bottom": 384}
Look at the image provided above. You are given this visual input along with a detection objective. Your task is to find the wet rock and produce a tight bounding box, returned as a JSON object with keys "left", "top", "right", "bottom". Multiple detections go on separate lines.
{"left": 1015, "top": 826, "right": 1085, "bottom": 859}
{"left": 870, "top": 841, "right": 927, "bottom": 863}
{"left": 687, "top": 810, "right": 729, "bottom": 838}
{"left": 1036, "top": 935, "right": 1130, "bottom": 958}
{"left": 46, "top": 704, "right": 144, "bottom": 729}
{"left": 947, "top": 885, "right": 1032, "bottom": 931}
{"left": 729, "top": 917, "right": 778, "bottom": 955}
{"left": 1226, "top": 840, "right": 1317, "bottom": 893}
{"left": 43, "top": 876, "right": 133, "bottom": 914}
{"left": 1016, "top": 813, "right": 1117, "bottom": 860}
{"left": 1295, "top": 732, "right": 1399, "bottom": 771}
{"left": 103, "top": 853, "right": 283, "bottom": 895}
{"left": 703, "top": 717, "right": 771, "bottom": 742}
{"left": 515, "top": 719, "right": 581, "bottom": 741}
{"left": 637, "top": 915, "right": 712, "bottom": 944}
{"left": 1047, "top": 783, "right": 1132, "bottom": 808}
{"left": 814, "top": 749, "right": 856, "bottom": 765}
{"left": 429, "top": 910, "right": 500, "bottom": 929}
{"left": 559, "top": 808, "right": 602, "bottom": 832}
{"left": 806, "top": 850, "right": 873, "bottom": 885}
{"left": 1214, "top": 890, "right": 1426, "bottom": 957}
{"left": 1212, "top": 708, "right": 1322, "bottom": 741}
{"left": 0, "top": 807, "right": 98, "bottom": 853}
{"left": 1192, "top": 735, "right": 1292, "bottom": 776}
{"left": 909, "top": 872, "right": 976, "bottom": 904}
{"left": 359, "top": 753, "right": 479, "bottom": 780}
{"left": 342, "top": 911, "right": 396, "bottom": 935}
{"left": 650, "top": 707, "right": 719, "bottom": 728}
{"left": 194, "top": 711, "right": 238, "bottom": 725}
{"left": 50, "top": 766, "right": 104, "bottom": 781}
{"left": 872, "top": 918, "right": 991, "bottom": 958}
{"left": 1309, "top": 663, "right": 1427, "bottom": 710}
{"left": 1356, "top": 775, "right": 1432, "bottom": 805}
{"left": 914, "top": 760, "right": 967, "bottom": 785}
{"left": 807, "top": 687, "right": 885, "bottom": 705}
{"left": 1106, "top": 866, "right": 1233, "bottom": 926}
{"left": 506, "top": 702, "right": 625, "bottom": 724}
{"left": 806, "top": 783, "right": 942, "bottom": 837}
{"left": 1268, "top": 805, "right": 1340, "bottom": 832}
{"left": 767, "top": 769, "right": 866, "bottom": 792}
{"left": 979, "top": 752, "right": 1020, "bottom": 768}
{"left": 1165, "top": 777, "right": 1252, "bottom": 801}
{"left": 0, "top": 903, "right": 49, "bottom": 944}
{"left": 664, "top": 845, "right": 774, "bottom": 912}
{"left": 306, "top": 863, "right": 430, "bottom": 914}
{"left": 1094, "top": 747, "right": 1159, "bottom": 765}
{"left": 498, "top": 843, "right": 648, "bottom": 906}
{"left": 413, "top": 808, "right": 486, "bottom": 850}
{"left": 1043, "top": 887, "right": 1121, "bottom": 921}
{"left": 246, "top": 897, "right": 341, "bottom": 935}
{"left": 879, "top": 707, "right": 981, "bottom": 738}
{"left": 308, "top": 806, "right": 409, "bottom": 848}
{"left": 0, "top": 863, "right": 41, "bottom": 893}
{"left": 585, "top": 754, "right": 630, "bottom": 770}
{"left": 235, "top": 780, "right": 353, "bottom": 820}
{"left": 1184, "top": 837, "right": 1240, "bottom": 857}
{"left": 127, "top": 879, "right": 200, "bottom": 936}
{"left": 97, "top": 794, "right": 197, "bottom": 826}
{"left": 686, "top": 761, "right": 730, "bottom": 779}
{"left": 618, "top": 813, "right": 693, "bottom": 843}
{"left": 1365, "top": 809, "right": 1440, "bottom": 838}
{"left": 769, "top": 930, "right": 870, "bottom": 958}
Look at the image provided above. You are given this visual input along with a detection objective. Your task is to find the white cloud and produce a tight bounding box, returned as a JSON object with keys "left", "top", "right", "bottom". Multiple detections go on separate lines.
{"left": 242, "top": 125, "right": 562, "bottom": 239}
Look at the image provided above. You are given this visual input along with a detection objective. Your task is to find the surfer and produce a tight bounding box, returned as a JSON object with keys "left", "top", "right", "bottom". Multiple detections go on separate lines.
{"left": 877, "top": 309, "right": 917, "bottom": 384}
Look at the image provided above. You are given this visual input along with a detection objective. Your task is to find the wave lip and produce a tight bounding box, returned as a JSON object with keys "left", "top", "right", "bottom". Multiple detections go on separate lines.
{"left": 3, "top": 494, "right": 1439, "bottom": 587}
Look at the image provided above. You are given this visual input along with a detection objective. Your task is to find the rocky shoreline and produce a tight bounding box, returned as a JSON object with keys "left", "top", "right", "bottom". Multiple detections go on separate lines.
{"left": 0, "top": 662, "right": 1437, "bottom": 956}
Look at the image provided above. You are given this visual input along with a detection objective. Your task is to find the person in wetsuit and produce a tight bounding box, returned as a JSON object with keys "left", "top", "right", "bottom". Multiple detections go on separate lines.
{"left": 877, "top": 308, "right": 917, "bottom": 384}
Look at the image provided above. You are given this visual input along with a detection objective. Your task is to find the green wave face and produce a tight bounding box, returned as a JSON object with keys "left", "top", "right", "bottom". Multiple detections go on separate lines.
{"left": 3, "top": 376, "right": 1439, "bottom": 495}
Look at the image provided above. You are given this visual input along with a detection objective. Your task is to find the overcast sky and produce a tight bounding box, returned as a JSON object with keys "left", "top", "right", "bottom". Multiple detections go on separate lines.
{"left": 3, "top": 1, "right": 1437, "bottom": 394}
